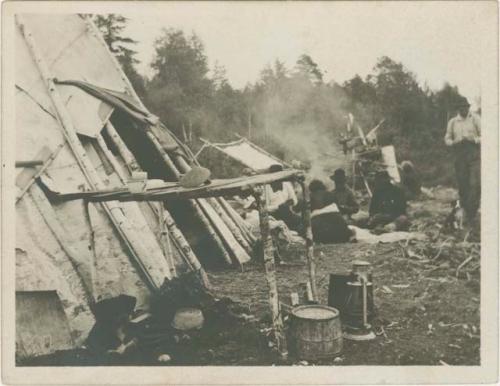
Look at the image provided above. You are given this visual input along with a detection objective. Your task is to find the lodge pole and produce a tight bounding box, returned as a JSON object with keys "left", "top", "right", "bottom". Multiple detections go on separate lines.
{"left": 145, "top": 130, "right": 233, "bottom": 265}
{"left": 218, "top": 197, "right": 257, "bottom": 245}
{"left": 297, "top": 175, "right": 318, "bottom": 302}
{"left": 207, "top": 198, "right": 252, "bottom": 254}
{"left": 171, "top": 152, "right": 251, "bottom": 264}
{"left": 105, "top": 122, "right": 139, "bottom": 172}
{"left": 253, "top": 186, "right": 287, "bottom": 356}
{"left": 97, "top": 130, "right": 210, "bottom": 287}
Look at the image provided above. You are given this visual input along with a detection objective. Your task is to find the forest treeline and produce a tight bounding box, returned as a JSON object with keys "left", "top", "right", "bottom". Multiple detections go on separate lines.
{"left": 94, "top": 14, "right": 474, "bottom": 186}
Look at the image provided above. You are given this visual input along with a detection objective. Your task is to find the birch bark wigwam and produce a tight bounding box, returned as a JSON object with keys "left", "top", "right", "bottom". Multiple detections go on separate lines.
{"left": 15, "top": 13, "right": 318, "bottom": 355}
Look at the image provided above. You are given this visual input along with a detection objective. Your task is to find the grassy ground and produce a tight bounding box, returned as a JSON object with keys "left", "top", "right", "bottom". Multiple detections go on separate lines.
{"left": 208, "top": 188, "right": 480, "bottom": 366}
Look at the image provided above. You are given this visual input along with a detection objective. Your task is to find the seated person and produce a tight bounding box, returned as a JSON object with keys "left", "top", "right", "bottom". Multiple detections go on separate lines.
{"left": 265, "top": 164, "right": 302, "bottom": 233}
{"left": 329, "top": 168, "right": 359, "bottom": 219}
{"left": 310, "top": 179, "right": 335, "bottom": 211}
{"left": 86, "top": 295, "right": 139, "bottom": 357}
{"left": 366, "top": 171, "right": 410, "bottom": 231}
{"left": 399, "top": 160, "right": 422, "bottom": 200}
{"left": 309, "top": 179, "right": 353, "bottom": 244}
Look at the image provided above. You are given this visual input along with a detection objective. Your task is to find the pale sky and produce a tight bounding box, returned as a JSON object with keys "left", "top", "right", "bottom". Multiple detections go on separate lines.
{"left": 124, "top": 1, "right": 491, "bottom": 104}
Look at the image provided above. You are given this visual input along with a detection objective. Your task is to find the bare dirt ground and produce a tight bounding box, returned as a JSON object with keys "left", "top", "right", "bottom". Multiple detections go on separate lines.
{"left": 208, "top": 188, "right": 480, "bottom": 366}
{"left": 21, "top": 188, "right": 480, "bottom": 367}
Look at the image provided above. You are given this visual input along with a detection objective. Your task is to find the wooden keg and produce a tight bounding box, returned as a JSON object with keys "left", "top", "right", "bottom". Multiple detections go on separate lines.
{"left": 290, "top": 305, "right": 343, "bottom": 360}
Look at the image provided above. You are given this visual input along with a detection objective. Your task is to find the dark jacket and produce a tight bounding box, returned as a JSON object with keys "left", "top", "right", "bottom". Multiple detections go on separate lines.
{"left": 369, "top": 184, "right": 407, "bottom": 219}
{"left": 400, "top": 170, "right": 422, "bottom": 200}
{"left": 312, "top": 212, "right": 352, "bottom": 244}
{"left": 330, "top": 187, "right": 359, "bottom": 215}
{"left": 310, "top": 189, "right": 352, "bottom": 244}
{"left": 310, "top": 190, "right": 335, "bottom": 211}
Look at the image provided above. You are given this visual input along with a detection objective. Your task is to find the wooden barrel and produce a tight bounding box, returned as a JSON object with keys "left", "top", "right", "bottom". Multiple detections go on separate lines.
{"left": 290, "top": 305, "right": 343, "bottom": 360}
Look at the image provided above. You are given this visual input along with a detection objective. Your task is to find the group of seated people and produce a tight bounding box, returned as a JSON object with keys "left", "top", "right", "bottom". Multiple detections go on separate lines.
{"left": 263, "top": 164, "right": 410, "bottom": 244}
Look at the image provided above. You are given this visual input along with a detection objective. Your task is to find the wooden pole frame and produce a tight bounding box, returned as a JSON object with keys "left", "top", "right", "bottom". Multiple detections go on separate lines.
{"left": 104, "top": 121, "right": 140, "bottom": 172}
{"left": 144, "top": 129, "right": 234, "bottom": 266}
{"left": 207, "top": 197, "right": 252, "bottom": 254}
{"left": 97, "top": 128, "right": 210, "bottom": 287}
{"left": 253, "top": 186, "right": 287, "bottom": 356}
{"left": 297, "top": 175, "right": 318, "bottom": 302}
{"left": 172, "top": 152, "right": 251, "bottom": 265}
{"left": 218, "top": 197, "right": 257, "bottom": 245}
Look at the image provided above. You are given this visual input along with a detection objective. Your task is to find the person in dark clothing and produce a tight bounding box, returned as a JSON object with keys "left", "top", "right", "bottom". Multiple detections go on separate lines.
{"left": 309, "top": 179, "right": 353, "bottom": 243}
{"left": 309, "top": 179, "right": 335, "bottom": 211}
{"left": 329, "top": 168, "right": 359, "bottom": 218}
{"left": 399, "top": 161, "right": 422, "bottom": 200}
{"left": 86, "top": 295, "right": 139, "bottom": 357}
{"left": 367, "top": 171, "right": 409, "bottom": 231}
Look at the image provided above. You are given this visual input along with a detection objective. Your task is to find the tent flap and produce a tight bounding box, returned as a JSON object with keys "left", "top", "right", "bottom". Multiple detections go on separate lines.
{"left": 205, "top": 138, "right": 285, "bottom": 172}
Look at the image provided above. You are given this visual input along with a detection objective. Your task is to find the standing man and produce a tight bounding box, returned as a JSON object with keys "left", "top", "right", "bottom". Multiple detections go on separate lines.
{"left": 444, "top": 98, "right": 481, "bottom": 225}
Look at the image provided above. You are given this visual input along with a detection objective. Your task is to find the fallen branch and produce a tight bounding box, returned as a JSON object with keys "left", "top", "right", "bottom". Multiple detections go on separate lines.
{"left": 456, "top": 255, "right": 474, "bottom": 278}
{"left": 432, "top": 238, "right": 452, "bottom": 260}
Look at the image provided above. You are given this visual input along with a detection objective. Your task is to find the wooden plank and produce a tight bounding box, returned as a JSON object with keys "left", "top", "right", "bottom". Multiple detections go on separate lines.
{"left": 52, "top": 170, "right": 301, "bottom": 203}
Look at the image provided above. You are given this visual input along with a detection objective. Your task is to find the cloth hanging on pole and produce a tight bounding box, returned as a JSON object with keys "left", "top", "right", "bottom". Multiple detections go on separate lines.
{"left": 54, "top": 79, "right": 196, "bottom": 162}
{"left": 54, "top": 79, "right": 157, "bottom": 126}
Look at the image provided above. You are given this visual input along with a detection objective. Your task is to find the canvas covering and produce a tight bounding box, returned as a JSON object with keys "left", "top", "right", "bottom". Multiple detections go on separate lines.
{"left": 209, "top": 139, "right": 284, "bottom": 171}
